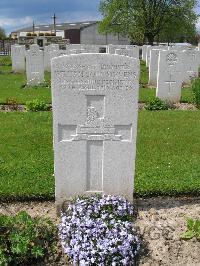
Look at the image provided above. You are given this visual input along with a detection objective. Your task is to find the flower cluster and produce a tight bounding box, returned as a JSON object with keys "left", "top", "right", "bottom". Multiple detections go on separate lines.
{"left": 59, "top": 195, "right": 140, "bottom": 265}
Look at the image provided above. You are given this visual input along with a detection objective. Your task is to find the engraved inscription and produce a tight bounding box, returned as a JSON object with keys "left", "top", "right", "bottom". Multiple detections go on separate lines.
{"left": 55, "top": 62, "right": 137, "bottom": 91}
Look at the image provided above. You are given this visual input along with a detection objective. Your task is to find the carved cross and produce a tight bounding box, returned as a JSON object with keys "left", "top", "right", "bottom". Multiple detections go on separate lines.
{"left": 58, "top": 95, "right": 132, "bottom": 193}
{"left": 165, "top": 73, "right": 176, "bottom": 93}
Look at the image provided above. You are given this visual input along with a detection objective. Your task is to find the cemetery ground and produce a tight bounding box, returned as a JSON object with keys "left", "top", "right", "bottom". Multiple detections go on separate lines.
{"left": 0, "top": 57, "right": 194, "bottom": 105}
{"left": 0, "top": 56, "right": 200, "bottom": 265}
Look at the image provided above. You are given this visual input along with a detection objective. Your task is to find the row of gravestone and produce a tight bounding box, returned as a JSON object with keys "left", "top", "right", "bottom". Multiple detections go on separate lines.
{"left": 11, "top": 43, "right": 140, "bottom": 86}
{"left": 142, "top": 45, "right": 200, "bottom": 102}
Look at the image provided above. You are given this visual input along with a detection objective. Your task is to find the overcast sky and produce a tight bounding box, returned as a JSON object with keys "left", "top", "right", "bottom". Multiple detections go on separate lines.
{"left": 0, "top": 0, "right": 102, "bottom": 34}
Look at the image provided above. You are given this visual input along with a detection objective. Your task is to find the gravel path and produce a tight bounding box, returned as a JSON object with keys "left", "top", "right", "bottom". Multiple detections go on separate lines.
{"left": 1, "top": 197, "right": 200, "bottom": 265}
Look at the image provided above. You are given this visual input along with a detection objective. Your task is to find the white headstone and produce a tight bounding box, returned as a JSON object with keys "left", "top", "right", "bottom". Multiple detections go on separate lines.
{"left": 182, "top": 50, "right": 199, "bottom": 83}
{"left": 149, "top": 49, "right": 166, "bottom": 87}
{"left": 115, "top": 48, "right": 139, "bottom": 59}
{"left": 44, "top": 44, "right": 59, "bottom": 72}
{"left": 142, "top": 45, "right": 150, "bottom": 61}
{"left": 50, "top": 50, "right": 70, "bottom": 64}
{"left": 108, "top": 44, "right": 127, "bottom": 54}
{"left": 157, "top": 50, "right": 183, "bottom": 102}
{"left": 68, "top": 49, "right": 86, "bottom": 54}
{"left": 52, "top": 54, "right": 140, "bottom": 208}
{"left": 26, "top": 44, "right": 44, "bottom": 86}
{"left": 11, "top": 45, "right": 26, "bottom": 73}
{"left": 66, "top": 44, "right": 82, "bottom": 51}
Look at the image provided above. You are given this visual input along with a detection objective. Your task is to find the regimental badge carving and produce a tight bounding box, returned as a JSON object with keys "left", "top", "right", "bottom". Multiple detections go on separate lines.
{"left": 58, "top": 95, "right": 132, "bottom": 142}
{"left": 166, "top": 53, "right": 178, "bottom": 66}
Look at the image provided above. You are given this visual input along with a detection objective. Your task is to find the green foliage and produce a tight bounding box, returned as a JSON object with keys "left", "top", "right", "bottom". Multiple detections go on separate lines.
{"left": 0, "top": 56, "right": 12, "bottom": 67}
{"left": 0, "top": 27, "right": 6, "bottom": 39}
{"left": 99, "top": 0, "right": 198, "bottom": 44}
{"left": 26, "top": 99, "right": 50, "bottom": 111}
{"left": 192, "top": 78, "right": 200, "bottom": 108}
{"left": 145, "top": 97, "right": 170, "bottom": 110}
{"left": 0, "top": 211, "right": 57, "bottom": 265}
{"left": 181, "top": 218, "right": 200, "bottom": 240}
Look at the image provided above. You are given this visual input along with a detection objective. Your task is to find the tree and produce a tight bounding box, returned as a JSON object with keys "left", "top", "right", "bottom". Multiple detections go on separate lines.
{"left": 99, "top": 0, "right": 198, "bottom": 45}
{"left": 0, "top": 27, "right": 6, "bottom": 39}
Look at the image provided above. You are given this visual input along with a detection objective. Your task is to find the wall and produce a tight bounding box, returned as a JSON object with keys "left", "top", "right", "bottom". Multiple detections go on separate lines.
{"left": 80, "top": 24, "right": 130, "bottom": 45}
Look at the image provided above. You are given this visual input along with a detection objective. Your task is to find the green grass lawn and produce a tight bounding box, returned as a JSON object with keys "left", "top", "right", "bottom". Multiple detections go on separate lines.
{"left": 0, "top": 111, "right": 200, "bottom": 200}
{"left": 0, "top": 69, "right": 51, "bottom": 104}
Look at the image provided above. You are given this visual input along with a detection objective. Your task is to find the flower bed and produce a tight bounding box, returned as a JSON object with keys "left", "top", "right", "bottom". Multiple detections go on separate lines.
{"left": 59, "top": 195, "right": 140, "bottom": 265}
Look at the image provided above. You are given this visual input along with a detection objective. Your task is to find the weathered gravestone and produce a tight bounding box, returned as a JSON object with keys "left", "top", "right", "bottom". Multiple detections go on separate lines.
{"left": 142, "top": 45, "right": 150, "bottom": 61}
{"left": 26, "top": 44, "right": 44, "bottom": 86}
{"left": 115, "top": 48, "right": 139, "bottom": 59}
{"left": 50, "top": 50, "right": 70, "bottom": 64}
{"left": 182, "top": 50, "right": 199, "bottom": 84}
{"left": 68, "top": 49, "right": 86, "bottom": 54}
{"left": 108, "top": 44, "right": 127, "bottom": 54}
{"left": 149, "top": 49, "right": 167, "bottom": 87}
{"left": 44, "top": 44, "right": 59, "bottom": 72}
{"left": 11, "top": 45, "right": 26, "bottom": 73}
{"left": 66, "top": 44, "right": 82, "bottom": 51}
{"left": 51, "top": 54, "right": 139, "bottom": 208}
{"left": 157, "top": 50, "right": 183, "bottom": 102}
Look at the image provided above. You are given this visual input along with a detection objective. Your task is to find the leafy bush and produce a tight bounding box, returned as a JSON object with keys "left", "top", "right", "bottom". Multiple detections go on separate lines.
{"left": 0, "top": 211, "right": 57, "bottom": 265}
{"left": 59, "top": 195, "right": 140, "bottom": 265}
{"left": 39, "top": 33, "right": 44, "bottom": 36}
{"left": 26, "top": 99, "right": 50, "bottom": 111}
{"left": 181, "top": 218, "right": 200, "bottom": 240}
{"left": 145, "top": 97, "right": 171, "bottom": 111}
{"left": 192, "top": 78, "right": 200, "bottom": 108}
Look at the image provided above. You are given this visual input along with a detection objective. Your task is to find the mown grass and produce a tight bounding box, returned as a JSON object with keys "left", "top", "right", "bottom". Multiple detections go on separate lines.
{"left": 135, "top": 111, "right": 200, "bottom": 196}
{"left": 0, "top": 60, "right": 51, "bottom": 104}
{"left": 0, "top": 111, "right": 200, "bottom": 200}
{"left": 0, "top": 112, "right": 54, "bottom": 200}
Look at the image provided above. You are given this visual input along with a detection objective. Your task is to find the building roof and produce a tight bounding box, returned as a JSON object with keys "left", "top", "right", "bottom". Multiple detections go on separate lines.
{"left": 14, "top": 21, "right": 98, "bottom": 33}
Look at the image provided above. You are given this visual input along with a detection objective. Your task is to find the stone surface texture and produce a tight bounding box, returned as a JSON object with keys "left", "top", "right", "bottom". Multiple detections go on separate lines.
{"left": 26, "top": 44, "right": 44, "bottom": 86}
{"left": 156, "top": 50, "right": 183, "bottom": 102}
{"left": 44, "top": 44, "right": 59, "bottom": 72}
{"left": 11, "top": 45, "right": 26, "bottom": 73}
{"left": 115, "top": 47, "right": 139, "bottom": 59}
{"left": 51, "top": 53, "right": 139, "bottom": 207}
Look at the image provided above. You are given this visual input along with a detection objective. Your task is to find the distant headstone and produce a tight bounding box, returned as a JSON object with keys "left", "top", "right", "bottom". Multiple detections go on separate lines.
{"left": 115, "top": 48, "right": 139, "bottom": 59}
{"left": 142, "top": 45, "right": 149, "bottom": 61}
{"left": 157, "top": 50, "right": 183, "bottom": 102}
{"left": 44, "top": 44, "right": 59, "bottom": 72}
{"left": 149, "top": 49, "right": 166, "bottom": 87}
{"left": 11, "top": 45, "right": 26, "bottom": 73}
{"left": 50, "top": 50, "right": 70, "bottom": 66}
{"left": 108, "top": 44, "right": 127, "bottom": 54}
{"left": 182, "top": 50, "right": 199, "bottom": 83}
{"left": 26, "top": 44, "right": 44, "bottom": 86}
{"left": 66, "top": 44, "right": 82, "bottom": 51}
{"left": 68, "top": 49, "right": 86, "bottom": 54}
{"left": 52, "top": 54, "right": 140, "bottom": 208}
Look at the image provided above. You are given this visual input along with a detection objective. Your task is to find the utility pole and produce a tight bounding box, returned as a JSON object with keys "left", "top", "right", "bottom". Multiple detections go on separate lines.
{"left": 51, "top": 13, "right": 57, "bottom": 35}
{"left": 32, "top": 20, "right": 35, "bottom": 34}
